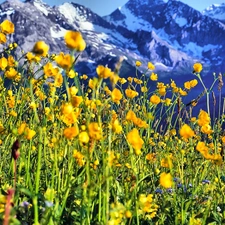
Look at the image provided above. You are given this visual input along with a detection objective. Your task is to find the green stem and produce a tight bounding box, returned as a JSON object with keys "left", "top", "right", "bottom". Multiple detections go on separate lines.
{"left": 29, "top": 80, "right": 40, "bottom": 124}
{"left": 33, "top": 127, "right": 43, "bottom": 225}
{"left": 74, "top": 75, "right": 82, "bottom": 96}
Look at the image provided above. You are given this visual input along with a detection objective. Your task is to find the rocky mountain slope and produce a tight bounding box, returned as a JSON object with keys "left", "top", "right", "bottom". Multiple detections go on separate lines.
{"left": 0, "top": 0, "right": 224, "bottom": 79}
{"left": 105, "top": 0, "right": 225, "bottom": 74}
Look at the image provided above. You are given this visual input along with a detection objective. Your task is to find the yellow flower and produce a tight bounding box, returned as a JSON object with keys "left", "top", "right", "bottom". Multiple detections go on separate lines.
{"left": 198, "top": 109, "right": 210, "bottom": 126}
{"left": 157, "top": 82, "right": 166, "bottom": 89}
{"left": 146, "top": 153, "right": 156, "bottom": 162}
{"left": 8, "top": 90, "right": 13, "bottom": 97}
{"left": 10, "top": 110, "right": 17, "bottom": 117}
{"left": 104, "top": 86, "right": 111, "bottom": 95}
{"left": 168, "top": 130, "right": 175, "bottom": 137}
{"left": 61, "top": 103, "right": 80, "bottom": 125}
{"left": 55, "top": 52, "right": 72, "bottom": 71}
{"left": 134, "top": 118, "right": 148, "bottom": 128}
{"left": 127, "top": 128, "right": 144, "bottom": 155}
{"left": 32, "top": 41, "right": 49, "bottom": 57}
{"left": 61, "top": 103, "right": 74, "bottom": 115}
{"left": 63, "top": 126, "right": 79, "bottom": 139}
{"left": 6, "top": 96, "right": 15, "bottom": 108}
{"left": 190, "top": 79, "right": 198, "bottom": 88}
{"left": 222, "top": 136, "right": 225, "bottom": 144}
{"left": 0, "top": 57, "right": 8, "bottom": 70}
{"left": 26, "top": 52, "right": 41, "bottom": 63}
{"left": 96, "top": 65, "right": 114, "bottom": 79}
{"left": 111, "top": 119, "right": 122, "bottom": 134}
{"left": 25, "top": 128, "right": 36, "bottom": 140}
{"left": 179, "top": 124, "right": 195, "bottom": 139}
{"left": 0, "top": 20, "right": 14, "bottom": 34}
{"left": 126, "top": 110, "right": 148, "bottom": 128}
{"left": 67, "top": 69, "right": 76, "bottom": 78}
{"left": 45, "top": 107, "right": 50, "bottom": 116}
{"left": 150, "top": 94, "right": 160, "bottom": 105}
{"left": 135, "top": 61, "right": 142, "bottom": 67}
{"left": 127, "top": 77, "right": 133, "bottom": 83}
{"left": 64, "top": 31, "right": 86, "bottom": 51}
{"left": 18, "top": 123, "right": 27, "bottom": 135}
{"left": 141, "top": 86, "right": 148, "bottom": 93}
{"left": 201, "top": 124, "right": 213, "bottom": 134}
{"left": 148, "top": 62, "right": 155, "bottom": 70}
{"left": 179, "top": 88, "right": 187, "bottom": 96}
{"left": 29, "top": 102, "right": 36, "bottom": 109}
{"left": 184, "top": 81, "right": 191, "bottom": 90}
{"left": 193, "top": 63, "right": 203, "bottom": 73}
{"left": 81, "top": 74, "right": 88, "bottom": 80}
{"left": 88, "top": 78, "right": 98, "bottom": 90}
{"left": 88, "top": 122, "right": 102, "bottom": 140}
{"left": 161, "top": 156, "right": 173, "bottom": 168}
{"left": 0, "top": 194, "right": 6, "bottom": 213}
{"left": 43, "top": 62, "right": 59, "bottom": 77}
{"left": 164, "top": 98, "right": 171, "bottom": 106}
{"left": 125, "top": 89, "right": 138, "bottom": 99}
{"left": 73, "top": 150, "right": 85, "bottom": 166}
{"left": 185, "top": 79, "right": 198, "bottom": 89}
{"left": 158, "top": 87, "right": 166, "bottom": 96}
{"left": 71, "top": 96, "right": 83, "bottom": 107}
{"left": 125, "top": 210, "right": 132, "bottom": 218}
{"left": 126, "top": 110, "right": 137, "bottom": 122}
{"left": 134, "top": 78, "right": 142, "bottom": 84}
{"left": 110, "top": 73, "right": 120, "bottom": 85}
{"left": 0, "top": 122, "right": 4, "bottom": 134}
{"left": 196, "top": 141, "right": 209, "bottom": 156}
{"left": 54, "top": 73, "right": 63, "bottom": 87}
{"left": 5, "top": 68, "right": 17, "bottom": 79}
{"left": 111, "top": 88, "right": 122, "bottom": 104}
{"left": 150, "top": 72, "right": 158, "bottom": 81}
{"left": 210, "top": 154, "right": 222, "bottom": 165}
{"left": 0, "top": 33, "right": 6, "bottom": 44}
{"left": 79, "top": 131, "right": 90, "bottom": 144}
{"left": 119, "top": 78, "right": 127, "bottom": 84}
{"left": 159, "top": 172, "right": 172, "bottom": 188}
{"left": 8, "top": 56, "right": 15, "bottom": 67}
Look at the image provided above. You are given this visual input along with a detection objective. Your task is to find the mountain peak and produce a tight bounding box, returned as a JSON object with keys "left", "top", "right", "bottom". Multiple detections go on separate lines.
{"left": 202, "top": 3, "right": 225, "bottom": 22}
{"left": 126, "top": 0, "right": 164, "bottom": 7}
{"left": 25, "top": 0, "right": 45, "bottom": 4}
{"left": 204, "top": 3, "right": 225, "bottom": 11}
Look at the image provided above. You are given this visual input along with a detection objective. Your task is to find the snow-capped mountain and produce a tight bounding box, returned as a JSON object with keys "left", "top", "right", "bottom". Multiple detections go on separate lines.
{"left": 202, "top": 3, "right": 225, "bottom": 22}
{"left": 0, "top": 0, "right": 224, "bottom": 79}
{"left": 0, "top": 0, "right": 149, "bottom": 77}
{"left": 105, "top": 0, "right": 225, "bottom": 74}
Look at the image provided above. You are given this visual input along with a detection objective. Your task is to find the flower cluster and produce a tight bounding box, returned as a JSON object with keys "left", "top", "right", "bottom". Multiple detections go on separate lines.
{"left": 0, "top": 19, "right": 224, "bottom": 225}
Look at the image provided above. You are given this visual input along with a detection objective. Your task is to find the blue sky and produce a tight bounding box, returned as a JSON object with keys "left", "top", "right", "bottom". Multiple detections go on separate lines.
{"left": 0, "top": 0, "right": 224, "bottom": 16}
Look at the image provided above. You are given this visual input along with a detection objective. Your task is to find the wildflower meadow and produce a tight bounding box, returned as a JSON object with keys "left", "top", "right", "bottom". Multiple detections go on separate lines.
{"left": 1, "top": 19, "right": 225, "bottom": 225}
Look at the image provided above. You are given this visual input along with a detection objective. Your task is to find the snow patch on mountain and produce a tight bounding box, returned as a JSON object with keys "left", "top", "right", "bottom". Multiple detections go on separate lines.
{"left": 106, "top": 5, "right": 152, "bottom": 32}
{"left": 33, "top": 1, "right": 48, "bottom": 16}
{"left": 183, "top": 42, "right": 222, "bottom": 58}
{"left": 58, "top": 3, "right": 94, "bottom": 30}
{"left": 0, "top": 7, "right": 14, "bottom": 16}
{"left": 92, "top": 25, "right": 137, "bottom": 50}
{"left": 174, "top": 15, "right": 187, "bottom": 27}
{"left": 154, "top": 62, "right": 172, "bottom": 71}
{"left": 50, "top": 25, "right": 67, "bottom": 38}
